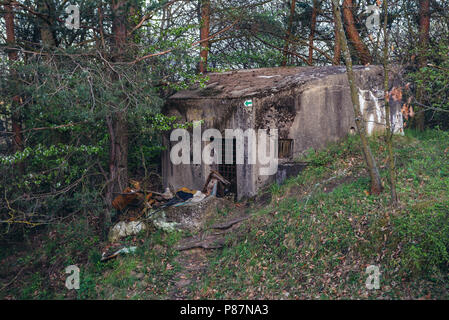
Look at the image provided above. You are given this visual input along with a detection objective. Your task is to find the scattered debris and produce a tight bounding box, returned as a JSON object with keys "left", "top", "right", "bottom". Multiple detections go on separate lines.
{"left": 107, "top": 174, "right": 246, "bottom": 262}
{"left": 112, "top": 187, "right": 143, "bottom": 211}
{"left": 176, "top": 187, "right": 198, "bottom": 201}
{"left": 108, "top": 221, "right": 147, "bottom": 243}
{"left": 101, "top": 246, "right": 137, "bottom": 262}
{"left": 161, "top": 187, "right": 174, "bottom": 200}
{"left": 109, "top": 173, "right": 234, "bottom": 234}
{"left": 150, "top": 211, "right": 180, "bottom": 233}
{"left": 202, "top": 170, "right": 231, "bottom": 197}
{"left": 191, "top": 191, "right": 207, "bottom": 203}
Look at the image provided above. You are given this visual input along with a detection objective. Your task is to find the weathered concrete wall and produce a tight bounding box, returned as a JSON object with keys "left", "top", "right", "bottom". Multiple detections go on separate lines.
{"left": 251, "top": 66, "right": 395, "bottom": 191}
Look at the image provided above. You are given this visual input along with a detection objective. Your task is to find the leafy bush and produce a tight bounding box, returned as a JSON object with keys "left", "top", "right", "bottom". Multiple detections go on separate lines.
{"left": 408, "top": 41, "right": 449, "bottom": 129}
{"left": 0, "top": 56, "right": 175, "bottom": 239}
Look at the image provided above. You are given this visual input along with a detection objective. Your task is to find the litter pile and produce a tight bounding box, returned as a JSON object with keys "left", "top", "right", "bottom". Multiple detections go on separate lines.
{"left": 108, "top": 170, "right": 231, "bottom": 241}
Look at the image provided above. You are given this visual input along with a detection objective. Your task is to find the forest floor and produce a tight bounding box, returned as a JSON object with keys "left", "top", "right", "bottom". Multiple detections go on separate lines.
{"left": 1, "top": 129, "right": 448, "bottom": 300}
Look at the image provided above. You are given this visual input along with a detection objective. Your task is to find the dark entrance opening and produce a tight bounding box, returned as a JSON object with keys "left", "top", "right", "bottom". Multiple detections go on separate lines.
{"left": 218, "top": 138, "right": 237, "bottom": 194}
{"left": 279, "top": 139, "right": 293, "bottom": 159}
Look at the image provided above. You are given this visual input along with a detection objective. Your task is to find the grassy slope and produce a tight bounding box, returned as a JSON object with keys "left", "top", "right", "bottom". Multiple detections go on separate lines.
{"left": 1, "top": 129, "right": 448, "bottom": 299}
{"left": 190, "top": 129, "right": 449, "bottom": 299}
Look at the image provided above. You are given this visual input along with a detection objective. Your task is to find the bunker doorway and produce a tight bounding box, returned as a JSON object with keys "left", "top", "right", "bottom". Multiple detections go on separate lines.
{"left": 218, "top": 138, "right": 237, "bottom": 194}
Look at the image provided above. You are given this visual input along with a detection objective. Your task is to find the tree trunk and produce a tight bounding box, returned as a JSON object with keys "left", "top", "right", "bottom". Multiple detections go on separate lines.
{"left": 199, "top": 0, "right": 210, "bottom": 74}
{"left": 4, "top": 1, "right": 17, "bottom": 62}
{"left": 331, "top": 0, "right": 383, "bottom": 195}
{"left": 342, "top": 0, "right": 372, "bottom": 65}
{"left": 4, "top": 1, "right": 24, "bottom": 156}
{"left": 382, "top": 0, "right": 398, "bottom": 205}
{"left": 37, "top": 0, "right": 56, "bottom": 49}
{"left": 332, "top": 1, "right": 341, "bottom": 65}
{"left": 308, "top": 0, "right": 319, "bottom": 65}
{"left": 281, "top": 0, "right": 296, "bottom": 66}
{"left": 105, "top": 114, "right": 128, "bottom": 211}
{"left": 97, "top": 1, "right": 106, "bottom": 50}
{"left": 415, "top": 0, "right": 430, "bottom": 131}
{"left": 103, "top": 1, "right": 130, "bottom": 228}
{"left": 112, "top": 1, "right": 128, "bottom": 59}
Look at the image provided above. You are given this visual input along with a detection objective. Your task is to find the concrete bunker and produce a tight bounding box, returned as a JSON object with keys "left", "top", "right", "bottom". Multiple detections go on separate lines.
{"left": 162, "top": 66, "right": 404, "bottom": 200}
